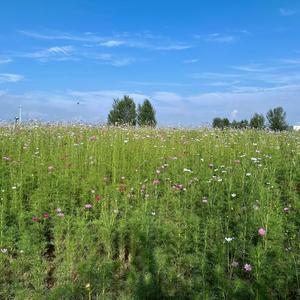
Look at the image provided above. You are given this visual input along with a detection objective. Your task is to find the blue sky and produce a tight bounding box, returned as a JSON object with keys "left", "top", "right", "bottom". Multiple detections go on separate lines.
{"left": 0, "top": 0, "right": 300, "bottom": 125}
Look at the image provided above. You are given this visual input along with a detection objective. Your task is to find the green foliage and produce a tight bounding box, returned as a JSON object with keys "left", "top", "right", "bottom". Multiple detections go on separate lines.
{"left": 250, "top": 113, "right": 265, "bottom": 129}
{"left": 231, "top": 119, "right": 249, "bottom": 129}
{"left": 213, "top": 117, "right": 230, "bottom": 129}
{"left": 0, "top": 126, "right": 300, "bottom": 299}
{"left": 107, "top": 95, "right": 137, "bottom": 126}
{"left": 137, "top": 99, "right": 157, "bottom": 127}
{"left": 266, "top": 107, "right": 288, "bottom": 131}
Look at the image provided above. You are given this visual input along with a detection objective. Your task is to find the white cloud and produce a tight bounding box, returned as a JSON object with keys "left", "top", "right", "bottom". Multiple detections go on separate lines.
{"left": 99, "top": 40, "right": 126, "bottom": 47}
{"left": 0, "top": 73, "right": 24, "bottom": 83}
{"left": 279, "top": 8, "right": 299, "bottom": 16}
{"left": 0, "top": 86, "right": 299, "bottom": 126}
{"left": 231, "top": 109, "right": 238, "bottom": 119}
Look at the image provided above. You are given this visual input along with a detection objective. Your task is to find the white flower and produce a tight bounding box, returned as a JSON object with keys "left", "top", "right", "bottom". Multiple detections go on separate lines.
{"left": 183, "top": 168, "right": 193, "bottom": 173}
{"left": 0, "top": 248, "right": 8, "bottom": 253}
{"left": 224, "top": 237, "right": 235, "bottom": 243}
{"left": 231, "top": 193, "right": 237, "bottom": 198}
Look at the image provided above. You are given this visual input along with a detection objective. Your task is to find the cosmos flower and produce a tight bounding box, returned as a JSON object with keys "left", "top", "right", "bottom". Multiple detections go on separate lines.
{"left": 244, "top": 263, "right": 252, "bottom": 272}
{"left": 48, "top": 165, "right": 54, "bottom": 172}
{"left": 42, "top": 213, "right": 49, "bottom": 218}
{"left": 224, "top": 237, "right": 235, "bottom": 242}
{"left": 258, "top": 228, "right": 266, "bottom": 236}
{"left": 152, "top": 179, "right": 160, "bottom": 185}
{"left": 32, "top": 216, "right": 39, "bottom": 221}
{"left": 231, "top": 260, "right": 239, "bottom": 267}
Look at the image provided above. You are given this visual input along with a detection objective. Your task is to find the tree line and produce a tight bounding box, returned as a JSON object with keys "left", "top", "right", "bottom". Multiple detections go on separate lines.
{"left": 107, "top": 97, "right": 289, "bottom": 132}
{"left": 213, "top": 107, "right": 289, "bottom": 131}
{"left": 107, "top": 95, "right": 157, "bottom": 127}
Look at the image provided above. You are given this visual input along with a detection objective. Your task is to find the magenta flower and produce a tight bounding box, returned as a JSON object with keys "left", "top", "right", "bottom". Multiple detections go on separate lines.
{"left": 258, "top": 227, "right": 266, "bottom": 236}
{"left": 244, "top": 263, "right": 252, "bottom": 272}
{"left": 84, "top": 204, "right": 92, "bottom": 209}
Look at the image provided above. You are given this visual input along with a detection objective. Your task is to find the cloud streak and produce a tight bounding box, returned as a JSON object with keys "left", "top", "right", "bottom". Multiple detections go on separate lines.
{"left": 0, "top": 73, "right": 23, "bottom": 83}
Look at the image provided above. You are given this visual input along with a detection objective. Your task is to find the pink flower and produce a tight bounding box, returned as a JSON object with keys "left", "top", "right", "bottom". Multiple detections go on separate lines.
{"left": 244, "top": 263, "right": 252, "bottom": 272}
{"left": 258, "top": 227, "right": 266, "bottom": 236}
{"left": 42, "top": 213, "right": 49, "bottom": 218}
{"left": 95, "top": 195, "right": 101, "bottom": 202}
{"left": 84, "top": 204, "right": 92, "bottom": 209}
{"left": 283, "top": 207, "right": 289, "bottom": 213}
{"left": 152, "top": 179, "right": 160, "bottom": 185}
{"left": 32, "top": 216, "right": 39, "bottom": 221}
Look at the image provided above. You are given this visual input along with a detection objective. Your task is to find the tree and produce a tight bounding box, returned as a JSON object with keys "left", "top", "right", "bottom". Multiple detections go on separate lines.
{"left": 250, "top": 113, "right": 265, "bottom": 129}
{"left": 212, "top": 117, "right": 230, "bottom": 129}
{"left": 266, "top": 107, "right": 288, "bottom": 131}
{"left": 107, "top": 95, "right": 137, "bottom": 126}
{"left": 137, "top": 99, "right": 157, "bottom": 127}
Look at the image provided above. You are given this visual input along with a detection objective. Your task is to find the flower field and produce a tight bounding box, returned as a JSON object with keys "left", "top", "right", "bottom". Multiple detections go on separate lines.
{"left": 0, "top": 125, "right": 299, "bottom": 299}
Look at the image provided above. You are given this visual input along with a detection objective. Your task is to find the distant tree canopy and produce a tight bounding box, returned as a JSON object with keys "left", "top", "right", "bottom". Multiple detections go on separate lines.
{"left": 266, "top": 107, "right": 288, "bottom": 131}
{"left": 250, "top": 113, "right": 265, "bottom": 129}
{"left": 212, "top": 107, "right": 288, "bottom": 131}
{"left": 108, "top": 95, "right": 137, "bottom": 126}
{"left": 231, "top": 119, "right": 249, "bottom": 129}
{"left": 107, "top": 95, "right": 156, "bottom": 127}
{"left": 212, "top": 117, "right": 230, "bottom": 129}
{"left": 137, "top": 99, "right": 157, "bottom": 127}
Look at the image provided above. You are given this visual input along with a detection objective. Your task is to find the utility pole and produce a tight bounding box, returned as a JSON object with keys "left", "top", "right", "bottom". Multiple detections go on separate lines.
{"left": 19, "top": 104, "right": 22, "bottom": 124}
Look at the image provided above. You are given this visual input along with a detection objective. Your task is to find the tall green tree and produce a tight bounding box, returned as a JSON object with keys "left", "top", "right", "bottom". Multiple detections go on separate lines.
{"left": 266, "top": 107, "right": 288, "bottom": 131}
{"left": 212, "top": 117, "right": 230, "bottom": 129}
{"left": 250, "top": 113, "right": 265, "bottom": 129}
{"left": 107, "top": 95, "right": 137, "bottom": 126}
{"left": 137, "top": 99, "right": 157, "bottom": 127}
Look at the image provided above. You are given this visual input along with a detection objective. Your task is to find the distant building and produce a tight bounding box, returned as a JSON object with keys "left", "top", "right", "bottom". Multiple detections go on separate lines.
{"left": 293, "top": 125, "right": 300, "bottom": 131}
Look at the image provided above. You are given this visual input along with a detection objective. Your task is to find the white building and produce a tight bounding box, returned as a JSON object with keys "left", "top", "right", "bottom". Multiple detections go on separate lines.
{"left": 293, "top": 125, "right": 300, "bottom": 131}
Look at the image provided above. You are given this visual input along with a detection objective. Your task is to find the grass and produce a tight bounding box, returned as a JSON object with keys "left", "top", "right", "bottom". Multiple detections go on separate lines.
{"left": 0, "top": 124, "right": 299, "bottom": 299}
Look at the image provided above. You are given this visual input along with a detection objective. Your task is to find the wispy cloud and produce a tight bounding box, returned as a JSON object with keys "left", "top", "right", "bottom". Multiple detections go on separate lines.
{"left": 183, "top": 59, "right": 199, "bottom": 64}
{"left": 99, "top": 40, "right": 126, "bottom": 47}
{"left": 0, "top": 58, "right": 12, "bottom": 64}
{"left": 19, "top": 30, "right": 191, "bottom": 51}
{"left": 279, "top": 8, "right": 299, "bottom": 16}
{"left": 231, "top": 64, "right": 276, "bottom": 72}
{"left": 123, "top": 81, "right": 191, "bottom": 87}
{"left": 22, "top": 46, "right": 75, "bottom": 62}
{"left": 0, "top": 73, "right": 23, "bottom": 83}
{"left": 277, "top": 58, "right": 300, "bottom": 65}
{"left": 92, "top": 53, "right": 135, "bottom": 67}
{"left": 195, "top": 33, "right": 236, "bottom": 43}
